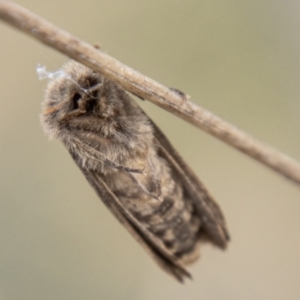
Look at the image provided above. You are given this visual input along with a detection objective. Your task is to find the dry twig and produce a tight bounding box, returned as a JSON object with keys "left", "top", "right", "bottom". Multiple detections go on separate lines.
{"left": 0, "top": 0, "right": 300, "bottom": 185}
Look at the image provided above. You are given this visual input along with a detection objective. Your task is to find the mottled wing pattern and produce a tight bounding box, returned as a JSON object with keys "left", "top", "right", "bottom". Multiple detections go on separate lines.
{"left": 70, "top": 152, "right": 191, "bottom": 282}
{"left": 150, "top": 119, "right": 230, "bottom": 248}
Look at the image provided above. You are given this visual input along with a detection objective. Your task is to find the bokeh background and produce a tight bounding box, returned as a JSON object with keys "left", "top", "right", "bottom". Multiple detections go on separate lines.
{"left": 1, "top": 1, "right": 300, "bottom": 299}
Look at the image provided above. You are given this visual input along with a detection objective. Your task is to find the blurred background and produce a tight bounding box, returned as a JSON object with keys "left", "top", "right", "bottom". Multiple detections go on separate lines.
{"left": 1, "top": 1, "right": 300, "bottom": 299}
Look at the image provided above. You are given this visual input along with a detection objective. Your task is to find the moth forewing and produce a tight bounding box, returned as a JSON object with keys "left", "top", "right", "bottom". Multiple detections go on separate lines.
{"left": 78, "top": 167, "right": 191, "bottom": 282}
{"left": 41, "top": 60, "right": 229, "bottom": 282}
{"left": 151, "top": 122, "right": 230, "bottom": 248}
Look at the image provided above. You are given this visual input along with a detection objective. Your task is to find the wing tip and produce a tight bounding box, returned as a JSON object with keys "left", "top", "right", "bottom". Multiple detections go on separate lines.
{"left": 173, "top": 268, "right": 192, "bottom": 283}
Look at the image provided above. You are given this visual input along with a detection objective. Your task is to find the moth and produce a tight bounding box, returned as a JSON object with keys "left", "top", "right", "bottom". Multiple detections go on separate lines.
{"left": 41, "top": 60, "right": 229, "bottom": 282}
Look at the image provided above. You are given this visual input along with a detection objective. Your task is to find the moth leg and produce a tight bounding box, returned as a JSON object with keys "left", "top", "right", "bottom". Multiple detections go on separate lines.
{"left": 60, "top": 108, "right": 86, "bottom": 122}
{"left": 59, "top": 83, "right": 103, "bottom": 122}
{"left": 58, "top": 95, "right": 87, "bottom": 122}
{"left": 83, "top": 83, "right": 103, "bottom": 97}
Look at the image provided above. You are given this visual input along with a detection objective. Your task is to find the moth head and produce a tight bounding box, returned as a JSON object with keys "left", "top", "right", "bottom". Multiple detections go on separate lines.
{"left": 41, "top": 61, "right": 105, "bottom": 139}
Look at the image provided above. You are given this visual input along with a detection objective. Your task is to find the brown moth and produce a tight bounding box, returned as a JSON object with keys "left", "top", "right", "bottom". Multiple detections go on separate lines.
{"left": 40, "top": 61, "right": 229, "bottom": 282}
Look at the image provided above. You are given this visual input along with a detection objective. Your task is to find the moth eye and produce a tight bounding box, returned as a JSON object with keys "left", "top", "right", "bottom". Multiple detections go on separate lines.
{"left": 72, "top": 93, "right": 81, "bottom": 110}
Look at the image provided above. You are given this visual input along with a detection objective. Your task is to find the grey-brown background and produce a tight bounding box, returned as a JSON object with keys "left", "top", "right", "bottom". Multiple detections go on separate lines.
{"left": 1, "top": 1, "right": 300, "bottom": 299}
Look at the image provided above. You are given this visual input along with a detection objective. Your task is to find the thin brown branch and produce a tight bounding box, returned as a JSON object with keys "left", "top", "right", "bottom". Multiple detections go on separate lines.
{"left": 1, "top": 0, "right": 300, "bottom": 186}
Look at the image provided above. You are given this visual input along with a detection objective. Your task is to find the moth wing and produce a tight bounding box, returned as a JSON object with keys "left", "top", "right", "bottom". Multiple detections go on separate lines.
{"left": 75, "top": 165, "right": 191, "bottom": 282}
{"left": 149, "top": 119, "right": 230, "bottom": 248}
